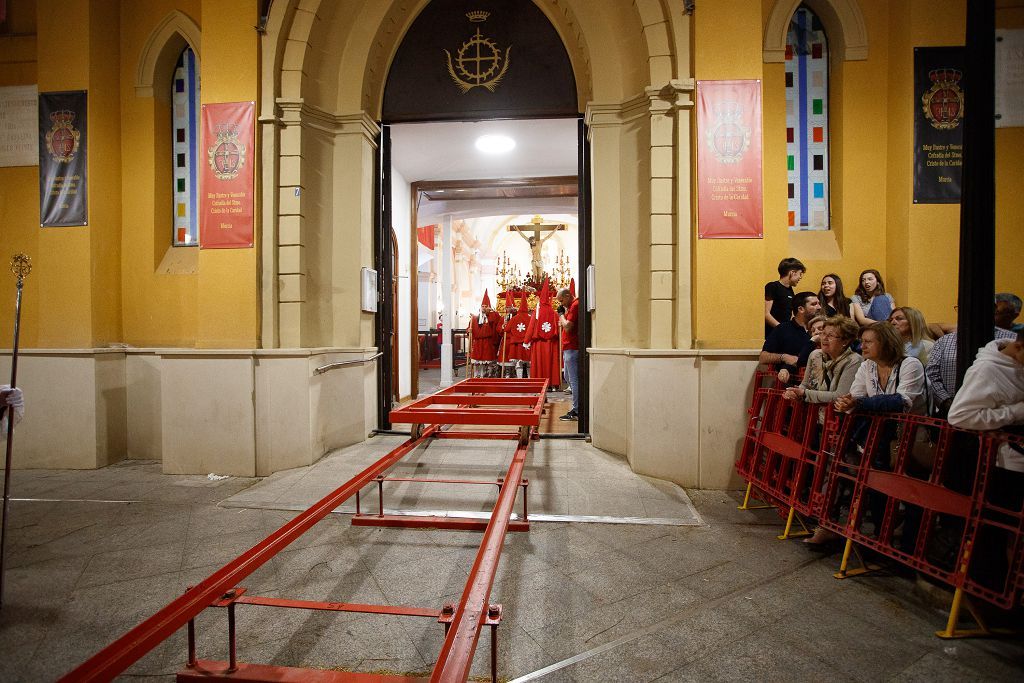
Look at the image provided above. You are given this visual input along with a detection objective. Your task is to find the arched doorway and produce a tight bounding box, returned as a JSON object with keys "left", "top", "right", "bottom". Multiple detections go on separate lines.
{"left": 375, "top": 0, "right": 590, "bottom": 433}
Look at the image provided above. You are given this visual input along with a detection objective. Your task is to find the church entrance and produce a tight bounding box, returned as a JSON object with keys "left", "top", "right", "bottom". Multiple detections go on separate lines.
{"left": 380, "top": 117, "right": 590, "bottom": 435}
{"left": 374, "top": 0, "right": 588, "bottom": 435}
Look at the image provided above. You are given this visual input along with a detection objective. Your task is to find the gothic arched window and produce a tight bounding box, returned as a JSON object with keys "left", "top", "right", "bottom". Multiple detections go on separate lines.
{"left": 785, "top": 6, "right": 830, "bottom": 231}
{"left": 171, "top": 47, "right": 199, "bottom": 246}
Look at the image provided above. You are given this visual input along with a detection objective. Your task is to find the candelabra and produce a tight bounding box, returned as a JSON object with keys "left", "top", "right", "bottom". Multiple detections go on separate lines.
{"left": 553, "top": 250, "right": 572, "bottom": 289}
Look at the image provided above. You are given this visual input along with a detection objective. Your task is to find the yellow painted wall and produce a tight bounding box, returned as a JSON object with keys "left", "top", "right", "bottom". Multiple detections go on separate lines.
{"left": 119, "top": 0, "right": 201, "bottom": 347}
{"left": 0, "top": 0, "right": 40, "bottom": 348}
{"left": 692, "top": 0, "right": 772, "bottom": 349}
{"left": 693, "top": 0, "right": 1019, "bottom": 348}
{"left": 197, "top": 0, "right": 259, "bottom": 348}
{"left": 35, "top": 0, "right": 96, "bottom": 348}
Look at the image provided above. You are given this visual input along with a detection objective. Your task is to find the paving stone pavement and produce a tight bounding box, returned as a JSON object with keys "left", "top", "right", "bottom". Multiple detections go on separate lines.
{"left": 0, "top": 437, "right": 1021, "bottom": 681}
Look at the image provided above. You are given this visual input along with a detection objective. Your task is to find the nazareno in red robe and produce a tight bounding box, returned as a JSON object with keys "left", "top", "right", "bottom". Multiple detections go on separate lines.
{"left": 525, "top": 298, "right": 561, "bottom": 388}
{"left": 502, "top": 309, "right": 532, "bottom": 362}
{"left": 469, "top": 313, "right": 498, "bottom": 362}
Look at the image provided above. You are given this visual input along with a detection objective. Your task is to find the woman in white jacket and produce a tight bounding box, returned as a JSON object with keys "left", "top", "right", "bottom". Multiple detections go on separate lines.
{"left": 947, "top": 332, "right": 1024, "bottom": 590}
{"left": 948, "top": 333, "right": 1024, "bottom": 492}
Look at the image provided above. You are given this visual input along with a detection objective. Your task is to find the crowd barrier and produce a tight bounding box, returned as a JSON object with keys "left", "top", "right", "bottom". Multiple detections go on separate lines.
{"left": 737, "top": 374, "right": 1024, "bottom": 637}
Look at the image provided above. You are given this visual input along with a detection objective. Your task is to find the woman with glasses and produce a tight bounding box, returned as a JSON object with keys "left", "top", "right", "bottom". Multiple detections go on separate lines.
{"left": 784, "top": 316, "right": 864, "bottom": 548}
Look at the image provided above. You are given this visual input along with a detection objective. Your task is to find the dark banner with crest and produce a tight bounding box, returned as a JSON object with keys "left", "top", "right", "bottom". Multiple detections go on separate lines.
{"left": 38, "top": 90, "right": 87, "bottom": 226}
{"left": 381, "top": 0, "right": 577, "bottom": 122}
{"left": 199, "top": 101, "right": 254, "bottom": 248}
{"left": 913, "top": 47, "right": 964, "bottom": 204}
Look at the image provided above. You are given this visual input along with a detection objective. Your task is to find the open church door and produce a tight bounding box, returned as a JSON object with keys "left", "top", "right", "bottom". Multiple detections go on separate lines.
{"left": 577, "top": 117, "right": 591, "bottom": 435}
{"left": 375, "top": 124, "right": 396, "bottom": 430}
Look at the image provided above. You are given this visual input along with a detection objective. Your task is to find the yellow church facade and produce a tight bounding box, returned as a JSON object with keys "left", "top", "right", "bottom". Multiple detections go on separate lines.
{"left": 0, "top": 0, "right": 1021, "bottom": 487}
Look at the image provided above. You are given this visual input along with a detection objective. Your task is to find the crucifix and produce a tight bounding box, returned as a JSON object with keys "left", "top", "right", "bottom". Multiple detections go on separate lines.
{"left": 508, "top": 215, "right": 566, "bottom": 280}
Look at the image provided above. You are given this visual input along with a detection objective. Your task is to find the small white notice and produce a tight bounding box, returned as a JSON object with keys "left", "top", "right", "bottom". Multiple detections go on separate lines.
{"left": 0, "top": 85, "right": 39, "bottom": 167}
{"left": 996, "top": 29, "right": 1024, "bottom": 128}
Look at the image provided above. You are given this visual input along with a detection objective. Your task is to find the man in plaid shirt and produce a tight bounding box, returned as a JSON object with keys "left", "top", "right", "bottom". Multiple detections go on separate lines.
{"left": 926, "top": 294, "right": 1020, "bottom": 417}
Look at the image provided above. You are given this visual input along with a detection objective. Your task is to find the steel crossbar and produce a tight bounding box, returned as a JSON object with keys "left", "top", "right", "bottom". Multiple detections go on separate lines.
{"left": 59, "top": 377, "right": 549, "bottom": 682}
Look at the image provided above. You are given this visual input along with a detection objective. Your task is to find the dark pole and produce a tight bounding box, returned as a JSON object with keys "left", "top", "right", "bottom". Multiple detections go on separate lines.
{"left": 1, "top": 253, "right": 31, "bottom": 610}
{"left": 955, "top": 0, "right": 996, "bottom": 388}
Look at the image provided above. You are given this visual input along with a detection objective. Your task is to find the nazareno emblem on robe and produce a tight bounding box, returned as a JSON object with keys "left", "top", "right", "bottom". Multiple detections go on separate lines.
{"left": 445, "top": 11, "right": 511, "bottom": 93}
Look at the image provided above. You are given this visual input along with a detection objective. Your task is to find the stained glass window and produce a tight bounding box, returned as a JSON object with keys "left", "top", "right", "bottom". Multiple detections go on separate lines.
{"left": 172, "top": 47, "right": 199, "bottom": 246}
{"left": 785, "top": 7, "right": 830, "bottom": 231}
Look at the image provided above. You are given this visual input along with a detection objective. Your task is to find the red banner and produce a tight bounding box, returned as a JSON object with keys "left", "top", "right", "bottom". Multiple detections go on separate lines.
{"left": 696, "top": 80, "right": 763, "bottom": 239}
{"left": 200, "top": 101, "right": 254, "bottom": 248}
{"left": 417, "top": 224, "right": 436, "bottom": 250}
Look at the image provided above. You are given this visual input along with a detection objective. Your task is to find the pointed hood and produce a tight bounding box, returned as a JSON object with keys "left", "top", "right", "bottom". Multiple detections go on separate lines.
{"left": 569, "top": 278, "right": 576, "bottom": 299}
{"left": 505, "top": 289, "right": 515, "bottom": 311}
{"left": 480, "top": 289, "right": 491, "bottom": 309}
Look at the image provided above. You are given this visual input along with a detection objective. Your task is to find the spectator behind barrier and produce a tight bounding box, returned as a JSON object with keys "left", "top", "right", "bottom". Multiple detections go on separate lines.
{"left": 947, "top": 329, "right": 1024, "bottom": 589}
{"left": 994, "top": 292, "right": 1022, "bottom": 333}
{"left": 850, "top": 269, "right": 895, "bottom": 328}
{"left": 947, "top": 330, "right": 1024, "bottom": 507}
{"left": 817, "top": 273, "right": 852, "bottom": 319}
{"left": 785, "top": 316, "right": 863, "bottom": 410}
{"left": 778, "top": 314, "right": 828, "bottom": 385}
{"left": 1, "top": 384, "right": 25, "bottom": 436}
{"left": 760, "top": 291, "right": 821, "bottom": 376}
{"left": 784, "top": 316, "right": 862, "bottom": 548}
{"left": 835, "top": 322, "right": 926, "bottom": 416}
{"left": 924, "top": 297, "right": 1019, "bottom": 417}
{"left": 764, "top": 257, "right": 806, "bottom": 339}
{"left": 889, "top": 307, "right": 934, "bottom": 366}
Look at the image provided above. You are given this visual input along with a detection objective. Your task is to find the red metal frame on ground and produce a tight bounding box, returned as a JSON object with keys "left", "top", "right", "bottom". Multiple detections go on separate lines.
{"left": 59, "top": 378, "right": 550, "bottom": 683}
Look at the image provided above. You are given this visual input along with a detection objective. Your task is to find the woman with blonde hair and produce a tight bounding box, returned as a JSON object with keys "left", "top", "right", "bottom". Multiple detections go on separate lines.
{"left": 888, "top": 306, "right": 934, "bottom": 366}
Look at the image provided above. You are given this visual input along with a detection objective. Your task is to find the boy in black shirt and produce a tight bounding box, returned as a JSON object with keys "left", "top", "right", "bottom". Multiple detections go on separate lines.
{"left": 764, "top": 257, "right": 806, "bottom": 338}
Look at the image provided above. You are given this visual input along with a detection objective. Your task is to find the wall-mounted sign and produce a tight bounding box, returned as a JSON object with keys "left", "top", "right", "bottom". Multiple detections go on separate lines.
{"left": 39, "top": 90, "right": 87, "bottom": 227}
{"left": 913, "top": 47, "right": 964, "bottom": 204}
{"left": 696, "top": 80, "right": 764, "bottom": 239}
{"left": 0, "top": 85, "right": 38, "bottom": 167}
{"left": 199, "top": 101, "right": 255, "bottom": 248}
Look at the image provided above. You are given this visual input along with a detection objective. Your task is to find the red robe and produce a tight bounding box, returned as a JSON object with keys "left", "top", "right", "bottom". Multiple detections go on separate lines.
{"left": 487, "top": 310, "right": 504, "bottom": 359}
{"left": 502, "top": 310, "right": 532, "bottom": 362}
{"left": 525, "top": 303, "right": 561, "bottom": 387}
{"left": 469, "top": 313, "right": 498, "bottom": 362}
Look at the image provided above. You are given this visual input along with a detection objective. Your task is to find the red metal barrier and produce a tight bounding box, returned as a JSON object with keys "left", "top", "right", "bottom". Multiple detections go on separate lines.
{"left": 736, "top": 376, "right": 1024, "bottom": 636}
{"left": 735, "top": 389, "right": 841, "bottom": 537}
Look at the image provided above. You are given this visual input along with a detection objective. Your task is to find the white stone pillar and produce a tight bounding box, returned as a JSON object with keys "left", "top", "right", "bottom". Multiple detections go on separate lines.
{"left": 440, "top": 214, "right": 454, "bottom": 388}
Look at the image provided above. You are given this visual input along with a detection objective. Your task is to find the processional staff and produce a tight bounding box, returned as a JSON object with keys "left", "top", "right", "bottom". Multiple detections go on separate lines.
{"left": 0, "top": 253, "right": 31, "bottom": 610}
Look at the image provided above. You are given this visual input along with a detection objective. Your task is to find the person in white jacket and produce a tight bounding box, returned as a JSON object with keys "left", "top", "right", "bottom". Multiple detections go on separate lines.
{"left": 1, "top": 384, "right": 24, "bottom": 436}
{"left": 948, "top": 333, "right": 1024, "bottom": 473}
{"left": 947, "top": 332, "right": 1024, "bottom": 589}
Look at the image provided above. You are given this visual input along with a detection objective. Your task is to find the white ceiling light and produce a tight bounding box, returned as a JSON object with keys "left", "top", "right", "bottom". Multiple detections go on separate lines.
{"left": 475, "top": 134, "right": 515, "bottom": 154}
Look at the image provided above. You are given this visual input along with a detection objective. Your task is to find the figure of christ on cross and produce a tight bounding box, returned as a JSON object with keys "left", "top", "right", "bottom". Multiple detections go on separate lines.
{"left": 509, "top": 215, "right": 566, "bottom": 280}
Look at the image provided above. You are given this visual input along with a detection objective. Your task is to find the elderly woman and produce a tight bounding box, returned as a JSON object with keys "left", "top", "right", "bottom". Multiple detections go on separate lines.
{"left": 888, "top": 306, "right": 934, "bottom": 366}
{"left": 784, "top": 316, "right": 862, "bottom": 406}
{"left": 784, "top": 316, "right": 862, "bottom": 548}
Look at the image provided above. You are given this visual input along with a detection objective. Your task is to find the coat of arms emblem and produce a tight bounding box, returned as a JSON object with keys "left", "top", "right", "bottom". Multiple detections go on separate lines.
{"left": 706, "top": 101, "right": 750, "bottom": 164}
{"left": 45, "top": 110, "right": 81, "bottom": 163}
{"left": 921, "top": 68, "right": 964, "bottom": 130}
{"left": 208, "top": 124, "right": 246, "bottom": 180}
{"left": 445, "top": 11, "right": 511, "bottom": 93}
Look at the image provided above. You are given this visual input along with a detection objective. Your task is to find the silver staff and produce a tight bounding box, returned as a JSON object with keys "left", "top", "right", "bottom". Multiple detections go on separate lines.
{"left": 0, "top": 253, "right": 31, "bottom": 610}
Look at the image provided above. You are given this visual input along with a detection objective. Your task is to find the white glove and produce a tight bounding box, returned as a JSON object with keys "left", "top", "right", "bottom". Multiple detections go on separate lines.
{"left": 1, "top": 385, "right": 24, "bottom": 428}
